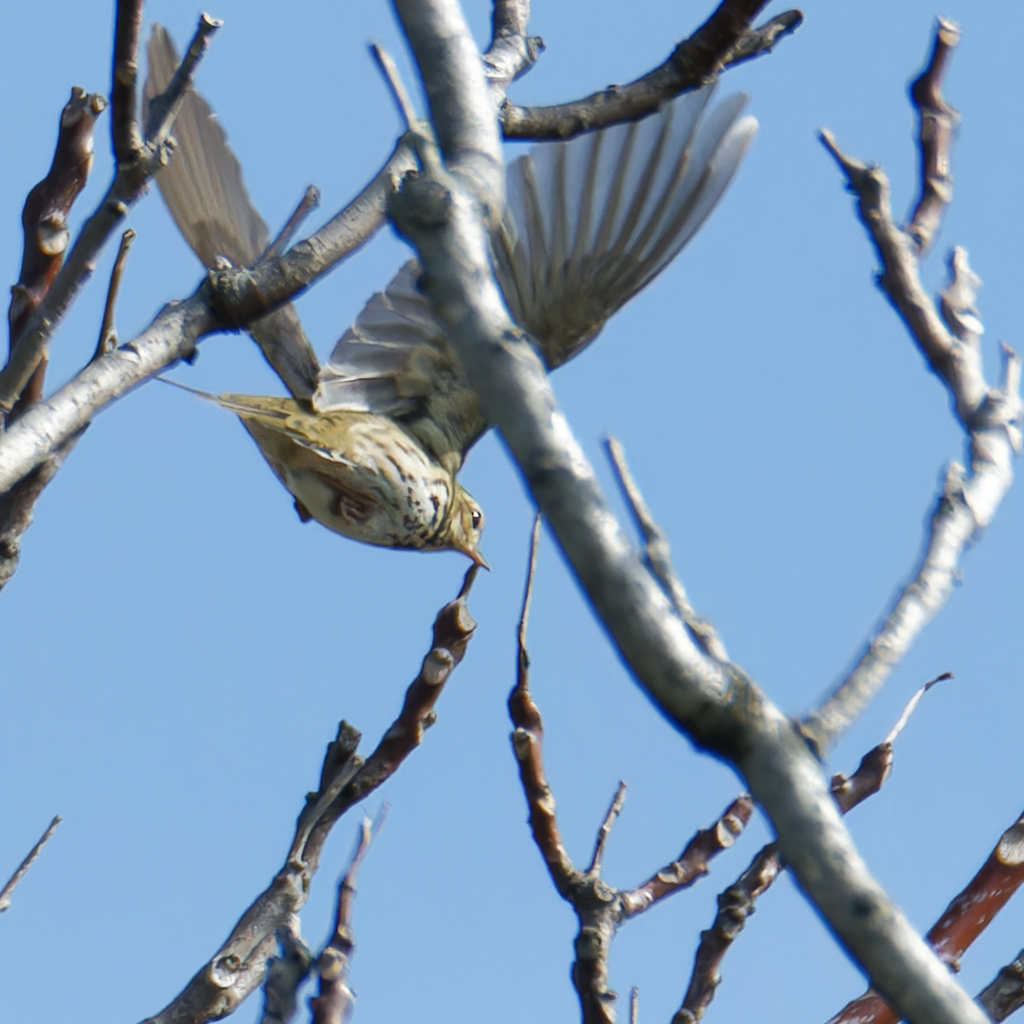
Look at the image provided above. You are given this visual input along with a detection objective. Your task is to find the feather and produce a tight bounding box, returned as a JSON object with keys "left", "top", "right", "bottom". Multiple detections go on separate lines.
{"left": 144, "top": 26, "right": 321, "bottom": 400}
{"left": 315, "top": 83, "right": 757, "bottom": 458}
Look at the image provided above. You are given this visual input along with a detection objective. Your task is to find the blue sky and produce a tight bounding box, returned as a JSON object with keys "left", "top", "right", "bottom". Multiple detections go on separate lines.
{"left": 1, "top": 2, "right": 1021, "bottom": 1023}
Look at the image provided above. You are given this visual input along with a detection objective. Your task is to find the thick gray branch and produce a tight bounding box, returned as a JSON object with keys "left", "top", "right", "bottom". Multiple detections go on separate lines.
{"left": 0, "top": 293, "right": 217, "bottom": 494}
{"left": 0, "top": 143, "right": 415, "bottom": 494}
{"left": 386, "top": 3, "right": 990, "bottom": 1022}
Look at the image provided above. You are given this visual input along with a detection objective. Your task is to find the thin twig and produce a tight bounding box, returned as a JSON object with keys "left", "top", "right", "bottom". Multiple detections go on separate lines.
{"left": 0, "top": 816, "right": 61, "bottom": 914}
{"left": 605, "top": 436, "right": 728, "bottom": 661}
{"left": 978, "top": 949, "right": 1024, "bottom": 1023}
{"left": 587, "top": 782, "right": 627, "bottom": 876}
{"left": 885, "top": 672, "right": 950, "bottom": 745}
{"left": 93, "top": 229, "right": 136, "bottom": 361}
{"left": 143, "top": 13, "right": 223, "bottom": 144}
{"left": 261, "top": 187, "right": 321, "bottom": 262}
{"left": 7, "top": 87, "right": 106, "bottom": 413}
{"left": 309, "top": 812, "right": 386, "bottom": 1024}
{"left": 1, "top": 85, "right": 104, "bottom": 588}
{"left": 629, "top": 987, "right": 639, "bottom": 1024}
{"left": 370, "top": 43, "right": 419, "bottom": 131}
{"left": 621, "top": 795, "right": 752, "bottom": 919}
{"left": 509, "top": 524, "right": 749, "bottom": 1023}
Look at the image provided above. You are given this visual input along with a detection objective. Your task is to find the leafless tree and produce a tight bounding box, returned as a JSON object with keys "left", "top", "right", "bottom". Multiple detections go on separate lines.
{"left": 2, "top": 3, "right": 1023, "bottom": 1024}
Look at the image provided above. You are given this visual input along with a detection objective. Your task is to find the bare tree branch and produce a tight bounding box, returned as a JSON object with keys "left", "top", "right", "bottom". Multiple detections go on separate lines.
{"left": 7, "top": 86, "right": 106, "bottom": 413}
{"left": 606, "top": 436, "right": 728, "bottom": 662}
{"left": 979, "top": 950, "right": 1024, "bottom": 1023}
{"left": 509, "top": 524, "right": 751, "bottom": 1023}
{"left": 0, "top": 815, "right": 61, "bottom": 915}
{"left": 139, "top": 570, "right": 478, "bottom": 1024}
{"left": 673, "top": 841, "right": 781, "bottom": 1024}
{"left": 675, "top": 678, "right": 938, "bottom": 1023}
{"left": 825, "top": 807, "right": 1024, "bottom": 1024}
{"left": 0, "top": 12, "right": 221, "bottom": 413}
{"left": 587, "top": 782, "right": 627, "bottom": 877}
{"left": 256, "top": 916, "right": 312, "bottom": 1024}
{"left": 485, "top": 0, "right": 544, "bottom": 97}
{"left": 0, "top": 140, "right": 415, "bottom": 497}
{"left": 308, "top": 813, "right": 384, "bottom": 1024}
{"left": 111, "top": 0, "right": 145, "bottom": 161}
{"left": 908, "top": 19, "right": 960, "bottom": 253}
{"left": 385, "top": 5, "right": 989, "bottom": 1022}
{"left": 499, "top": 1, "right": 802, "bottom": 139}
{"left": 261, "top": 186, "right": 321, "bottom": 262}
{"left": 93, "top": 228, "right": 136, "bottom": 361}
{"left": 0, "top": 85, "right": 105, "bottom": 589}
{"left": 803, "top": 21, "right": 1021, "bottom": 753}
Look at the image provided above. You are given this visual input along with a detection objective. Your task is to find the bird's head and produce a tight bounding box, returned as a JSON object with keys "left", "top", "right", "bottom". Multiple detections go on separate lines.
{"left": 434, "top": 484, "right": 488, "bottom": 568}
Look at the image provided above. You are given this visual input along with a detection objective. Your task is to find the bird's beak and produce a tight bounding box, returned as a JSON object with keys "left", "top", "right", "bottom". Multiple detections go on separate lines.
{"left": 467, "top": 546, "right": 490, "bottom": 570}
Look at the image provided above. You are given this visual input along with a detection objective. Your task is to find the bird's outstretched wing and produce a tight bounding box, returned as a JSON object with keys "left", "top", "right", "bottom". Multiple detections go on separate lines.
{"left": 495, "top": 85, "right": 757, "bottom": 368}
{"left": 315, "top": 83, "right": 757, "bottom": 464}
{"left": 145, "top": 26, "right": 321, "bottom": 400}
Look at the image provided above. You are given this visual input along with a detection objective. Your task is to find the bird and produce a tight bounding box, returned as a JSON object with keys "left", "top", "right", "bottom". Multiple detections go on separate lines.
{"left": 145, "top": 26, "right": 757, "bottom": 564}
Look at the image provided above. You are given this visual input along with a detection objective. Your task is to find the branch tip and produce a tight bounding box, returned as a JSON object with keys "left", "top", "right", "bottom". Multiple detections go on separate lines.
{"left": 370, "top": 43, "right": 419, "bottom": 132}
{"left": 884, "top": 672, "right": 950, "bottom": 745}
{"left": 0, "top": 815, "right": 62, "bottom": 914}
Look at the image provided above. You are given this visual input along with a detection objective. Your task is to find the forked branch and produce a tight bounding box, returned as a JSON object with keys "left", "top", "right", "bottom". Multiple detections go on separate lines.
{"left": 804, "top": 21, "right": 1022, "bottom": 753}
{"left": 140, "top": 570, "right": 478, "bottom": 1024}
{"left": 674, "top": 677, "right": 943, "bottom": 1023}
{"left": 510, "top": 523, "right": 751, "bottom": 1024}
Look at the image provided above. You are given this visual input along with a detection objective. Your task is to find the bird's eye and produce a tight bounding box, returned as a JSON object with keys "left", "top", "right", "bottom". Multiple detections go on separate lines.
{"left": 471, "top": 509, "right": 482, "bottom": 529}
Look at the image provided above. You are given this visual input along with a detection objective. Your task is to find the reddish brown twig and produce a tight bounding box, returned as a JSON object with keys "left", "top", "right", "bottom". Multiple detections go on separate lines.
{"left": 621, "top": 800, "right": 751, "bottom": 918}
{"left": 979, "top": 949, "right": 1024, "bottom": 1022}
{"left": 8, "top": 87, "right": 106, "bottom": 413}
{"left": 111, "top": 0, "right": 146, "bottom": 162}
{"left": 510, "top": 522, "right": 750, "bottom": 1024}
{"left": 141, "top": 569, "right": 478, "bottom": 1024}
{"left": 0, "top": 12, "right": 221, "bottom": 413}
{"left": 672, "top": 842, "right": 781, "bottom": 1024}
{"left": 675, "top": 678, "right": 945, "bottom": 1023}
{"left": 0, "top": 816, "right": 61, "bottom": 915}
{"left": 907, "top": 19, "right": 960, "bottom": 253}
{"left": 0, "top": 84, "right": 105, "bottom": 590}
{"left": 309, "top": 813, "right": 385, "bottom": 1024}
{"left": 825, "top": 807, "right": 1024, "bottom": 1024}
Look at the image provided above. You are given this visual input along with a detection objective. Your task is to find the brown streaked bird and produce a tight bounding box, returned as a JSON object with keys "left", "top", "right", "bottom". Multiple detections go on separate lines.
{"left": 145, "top": 26, "right": 757, "bottom": 563}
